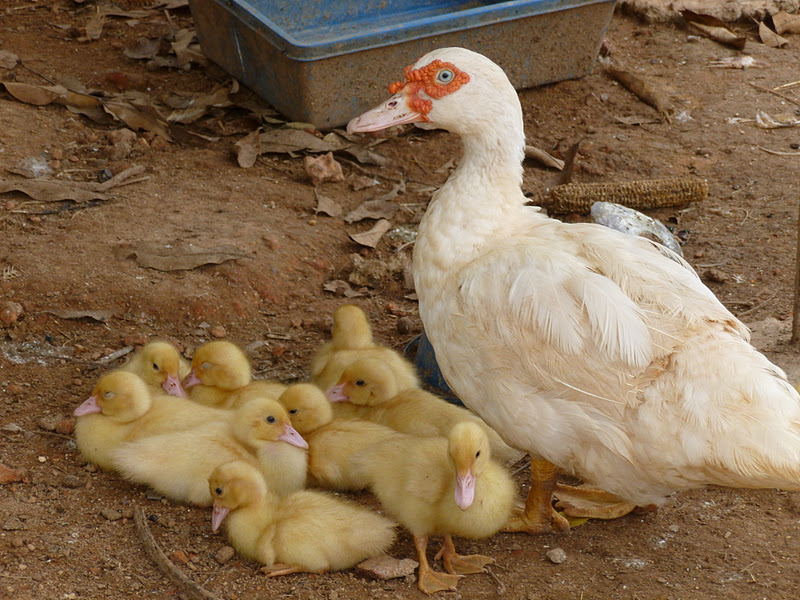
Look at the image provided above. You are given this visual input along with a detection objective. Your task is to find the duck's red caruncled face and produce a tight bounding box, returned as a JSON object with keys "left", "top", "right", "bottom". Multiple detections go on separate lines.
{"left": 389, "top": 60, "right": 470, "bottom": 122}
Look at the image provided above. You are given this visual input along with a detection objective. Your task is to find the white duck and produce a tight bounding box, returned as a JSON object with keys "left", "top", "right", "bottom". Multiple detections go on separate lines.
{"left": 348, "top": 47, "right": 800, "bottom": 533}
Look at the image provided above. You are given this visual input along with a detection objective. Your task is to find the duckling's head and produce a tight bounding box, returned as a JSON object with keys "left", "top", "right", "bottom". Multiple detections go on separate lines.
{"left": 326, "top": 358, "right": 397, "bottom": 406}
{"left": 134, "top": 341, "right": 187, "bottom": 397}
{"left": 183, "top": 341, "right": 251, "bottom": 391}
{"left": 277, "top": 383, "right": 333, "bottom": 434}
{"left": 448, "top": 421, "right": 490, "bottom": 511}
{"left": 331, "top": 304, "right": 373, "bottom": 349}
{"left": 208, "top": 460, "right": 267, "bottom": 532}
{"left": 232, "top": 396, "right": 308, "bottom": 449}
{"left": 75, "top": 371, "right": 152, "bottom": 423}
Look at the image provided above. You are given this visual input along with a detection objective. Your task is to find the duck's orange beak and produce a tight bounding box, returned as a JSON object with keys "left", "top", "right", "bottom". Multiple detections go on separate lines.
{"left": 162, "top": 373, "right": 187, "bottom": 398}
{"left": 346, "top": 92, "right": 424, "bottom": 134}
{"left": 74, "top": 395, "right": 102, "bottom": 416}
{"left": 182, "top": 369, "right": 202, "bottom": 389}
{"left": 279, "top": 423, "right": 308, "bottom": 449}
{"left": 211, "top": 503, "right": 229, "bottom": 533}
{"left": 454, "top": 469, "right": 476, "bottom": 511}
{"left": 325, "top": 383, "right": 349, "bottom": 403}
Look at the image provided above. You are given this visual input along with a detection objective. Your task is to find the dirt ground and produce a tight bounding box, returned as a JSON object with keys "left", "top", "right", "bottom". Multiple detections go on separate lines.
{"left": 2, "top": 2, "right": 800, "bottom": 599}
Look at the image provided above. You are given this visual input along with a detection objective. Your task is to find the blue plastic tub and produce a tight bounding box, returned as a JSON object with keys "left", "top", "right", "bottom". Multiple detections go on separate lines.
{"left": 188, "top": 0, "right": 615, "bottom": 128}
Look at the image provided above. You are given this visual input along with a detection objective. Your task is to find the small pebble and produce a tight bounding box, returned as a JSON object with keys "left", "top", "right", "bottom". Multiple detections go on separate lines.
{"left": 55, "top": 418, "right": 75, "bottom": 435}
{"left": 38, "top": 417, "right": 58, "bottom": 432}
{"left": 357, "top": 555, "right": 419, "bottom": 579}
{"left": 11, "top": 537, "right": 24, "bottom": 548}
{"left": 546, "top": 547, "right": 568, "bottom": 564}
{"left": 100, "top": 508, "right": 122, "bottom": 521}
{"left": 0, "top": 300, "right": 24, "bottom": 326}
{"left": 169, "top": 550, "right": 189, "bottom": 564}
{"left": 668, "top": 524, "right": 679, "bottom": 533}
{"left": 210, "top": 325, "right": 227, "bottom": 338}
{"left": 396, "top": 316, "right": 414, "bottom": 335}
{"left": 62, "top": 475, "right": 84, "bottom": 488}
{"left": 703, "top": 268, "right": 728, "bottom": 284}
{"left": 723, "top": 531, "right": 732, "bottom": 539}
{"left": 215, "top": 545, "right": 235, "bottom": 564}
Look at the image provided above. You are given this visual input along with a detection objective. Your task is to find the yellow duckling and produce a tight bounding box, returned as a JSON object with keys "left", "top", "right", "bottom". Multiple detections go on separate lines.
{"left": 310, "top": 304, "right": 419, "bottom": 393}
{"left": 328, "top": 357, "right": 521, "bottom": 463}
{"left": 230, "top": 395, "right": 308, "bottom": 497}
{"left": 208, "top": 460, "right": 396, "bottom": 576}
{"left": 224, "top": 379, "right": 288, "bottom": 410}
{"left": 112, "top": 396, "right": 307, "bottom": 505}
{"left": 352, "top": 421, "right": 516, "bottom": 594}
{"left": 182, "top": 340, "right": 251, "bottom": 407}
{"left": 74, "top": 371, "right": 228, "bottom": 470}
{"left": 121, "top": 341, "right": 190, "bottom": 397}
{"left": 277, "top": 383, "right": 404, "bottom": 490}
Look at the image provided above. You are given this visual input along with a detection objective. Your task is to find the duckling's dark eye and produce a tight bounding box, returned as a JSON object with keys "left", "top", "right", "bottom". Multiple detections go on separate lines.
{"left": 355, "top": 380, "right": 365, "bottom": 387}
{"left": 475, "top": 451, "right": 481, "bottom": 458}
{"left": 288, "top": 409, "right": 298, "bottom": 415}
{"left": 214, "top": 487, "right": 223, "bottom": 495}
{"left": 103, "top": 391, "right": 114, "bottom": 400}
{"left": 437, "top": 69, "right": 454, "bottom": 84}
{"left": 265, "top": 415, "right": 276, "bottom": 424}
{"left": 152, "top": 362, "right": 160, "bottom": 372}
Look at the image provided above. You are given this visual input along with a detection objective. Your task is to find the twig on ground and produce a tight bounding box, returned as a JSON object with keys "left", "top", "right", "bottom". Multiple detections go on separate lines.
{"left": 134, "top": 508, "right": 223, "bottom": 600}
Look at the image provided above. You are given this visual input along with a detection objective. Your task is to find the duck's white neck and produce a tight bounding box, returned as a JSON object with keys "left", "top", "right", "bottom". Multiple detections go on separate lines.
{"left": 414, "top": 117, "right": 530, "bottom": 275}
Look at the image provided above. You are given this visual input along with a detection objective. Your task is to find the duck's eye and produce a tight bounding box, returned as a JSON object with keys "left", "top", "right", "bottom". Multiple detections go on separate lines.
{"left": 265, "top": 415, "right": 276, "bottom": 424}
{"left": 201, "top": 362, "right": 212, "bottom": 371}
{"left": 437, "top": 69, "right": 454, "bottom": 84}
{"left": 288, "top": 409, "right": 298, "bottom": 415}
{"left": 475, "top": 450, "right": 481, "bottom": 458}
{"left": 152, "top": 362, "right": 160, "bottom": 372}
{"left": 355, "top": 380, "right": 365, "bottom": 387}
{"left": 214, "top": 487, "right": 223, "bottom": 495}
{"left": 103, "top": 391, "right": 114, "bottom": 400}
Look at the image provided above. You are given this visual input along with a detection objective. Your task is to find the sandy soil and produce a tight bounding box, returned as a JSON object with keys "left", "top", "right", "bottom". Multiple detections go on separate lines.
{"left": 2, "top": 2, "right": 800, "bottom": 599}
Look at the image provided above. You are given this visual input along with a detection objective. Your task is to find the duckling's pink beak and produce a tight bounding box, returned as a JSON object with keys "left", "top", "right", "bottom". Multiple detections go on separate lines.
{"left": 74, "top": 395, "right": 102, "bottom": 416}
{"left": 162, "top": 374, "right": 187, "bottom": 398}
{"left": 347, "top": 92, "right": 423, "bottom": 134}
{"left": 182, "top": 369, "right": 202, "bottom": 389}
{"left": 279, "top": 423, "right": 308, "bottom": 449}
{"left": 455, "top": 470, "right": 476, "bottom": 511}
{"left": 211, "top": 504, "right": 229, "bottom": 533}
{"left": 325, "top": 383, "right": 349, "bottom": 403}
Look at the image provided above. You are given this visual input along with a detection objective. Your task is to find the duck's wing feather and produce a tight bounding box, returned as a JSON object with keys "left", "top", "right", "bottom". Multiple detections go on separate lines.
{"left": 448, "top": 224, "right": 748, "bottom": 412}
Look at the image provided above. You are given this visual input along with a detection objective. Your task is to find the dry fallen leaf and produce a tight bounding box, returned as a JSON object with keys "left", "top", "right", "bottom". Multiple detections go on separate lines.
{"left": 234, "top": 128, "right": 261, "bottom": 168}
{"left": 323, "top": 279, "right": 364, "bottom": 297}
{"left": 171, "top": 28, "right": 207, "bottom": 68}
{"left": 130, "top": 242, "right": 250, "bottom": 271}
{"left": 349, "top": 219, "right": 392, "bottom": 248}
{"left": 681, "top": 10, "right": 746, "bottom": 50}
{"left": 758, "top": 21, "right": 789, "bottom": 48}
{"left": 81, "top": 11, "right": 106, "bottom": 42}
{"left": 344, "top": 199, "right": 399, "bottom": 224}
{"left": 43, "top": 309, "right": 115, "bottom": 322}
{"left": 304, "top": 152, "right": 345, "bottom": 186}
{"left": 259, "top": 128, "right": 347, "bottom": 154}
{"left": 104, "top": 99, "right": 171, "bottom": 140}
{"left": 773, "top": 11, "right": 800, "bottom": 35}
{"left": 0, "top": 179, "right": 110, "bottom": 202}
{"left": 314, "top": 190, "right": 343, "bottom": 217}
{"left": 605, "top": 65, "right": 674, "bottom": 120}
{"left": 166, "top": 80, "right": 236, "bottom": 124}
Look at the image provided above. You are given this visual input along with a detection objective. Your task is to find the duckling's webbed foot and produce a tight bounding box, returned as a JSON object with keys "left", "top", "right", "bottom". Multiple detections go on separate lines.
{"left": 414, "top": 535, "right": 463, "bottom": 594}
{"left": 435, "top": 534, "right": 494, "bottom": 575}
{"left": 259, "top": 563, "right": 305, "bottom": 577}
{"left": 553, "top": 483, "right": 637, "bottom": 519}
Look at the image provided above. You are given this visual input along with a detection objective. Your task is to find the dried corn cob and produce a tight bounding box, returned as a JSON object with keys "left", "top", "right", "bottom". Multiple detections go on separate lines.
{"left": 532, "top": 177, "right": 708, "bottom": 214}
